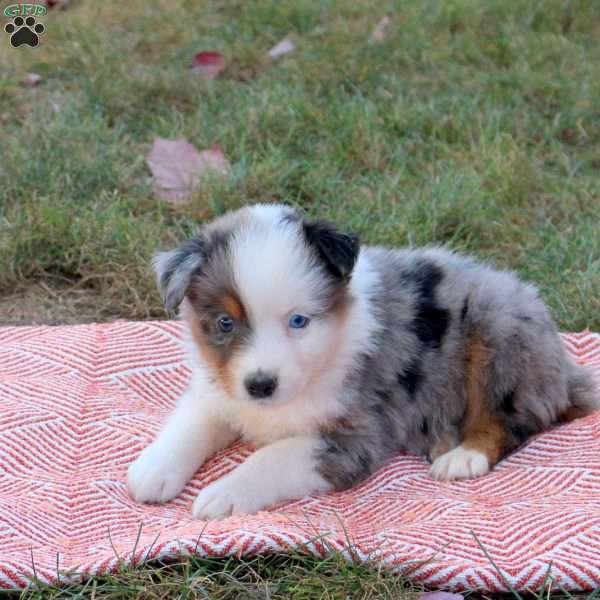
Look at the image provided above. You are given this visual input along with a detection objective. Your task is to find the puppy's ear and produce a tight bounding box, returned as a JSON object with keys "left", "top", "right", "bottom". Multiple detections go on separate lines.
{"left": 152, "top": 239, "right": 204, "bottom": 311}
{"left": 303, "top": 219, "right": 360, "bottom": 280}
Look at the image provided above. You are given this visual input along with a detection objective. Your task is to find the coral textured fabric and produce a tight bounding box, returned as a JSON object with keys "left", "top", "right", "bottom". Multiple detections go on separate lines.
{"left": 1, "top": 322, "right": 599, "bottom": 592}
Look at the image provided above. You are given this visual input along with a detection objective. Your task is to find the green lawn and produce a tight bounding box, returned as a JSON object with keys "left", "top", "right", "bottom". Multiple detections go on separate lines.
{"left": 1, "top": 0, "right": 600, "bottom": 597}
{"left": 2, "top": 552, "right": 424, "bottom": 599}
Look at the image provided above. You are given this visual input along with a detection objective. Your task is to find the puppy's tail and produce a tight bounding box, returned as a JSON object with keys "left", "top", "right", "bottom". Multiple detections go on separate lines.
{"left": 559, "top": 360, "right": 600, "bottom": 423}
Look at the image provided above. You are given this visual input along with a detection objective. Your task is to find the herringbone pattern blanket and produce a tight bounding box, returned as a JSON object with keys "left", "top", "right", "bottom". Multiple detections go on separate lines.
{"left": 1, "top": 322, "right": 599, "bottom": 591}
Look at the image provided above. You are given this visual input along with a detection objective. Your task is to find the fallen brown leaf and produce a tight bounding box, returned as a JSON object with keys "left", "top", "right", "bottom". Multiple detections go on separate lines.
{"left": 267, "top": 35, "right": 296, "bottom": 60}
{"left": 370, "top": 16, "right": 392, "bottom": 42}
{"left": 45, "top": 0, "right": 72, "bottom": 9}
{"left": 21, "top": 73, "right": 43, "bottom": 87}
{"left": 417, "top": 593, "right": 464, "bottom": 600}
{"left": 191, "top": 51, "right": 226, "bottom": 80}
{"left": 146, "top": 138, "right": 231, "bottom": 204}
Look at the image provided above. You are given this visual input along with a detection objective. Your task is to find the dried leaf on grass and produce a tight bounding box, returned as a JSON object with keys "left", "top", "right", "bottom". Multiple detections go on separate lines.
{"left": 267, "top": 35, "right": 296, "bottom": 60}
{"left": 417, "top": 593, "right": 464, "bottom": 600}
{"left": 370, "top": 16, "right": 392, "bottom": 42}
{"left": 45, "top": 0, "right": 72, "bottom": 9}
{"left": 191, "top": 51, "right": 226, "bottom": 80}
{"left": 21, "top": 73, "right": 43, "bottom": 87}
{"left": 146, "top": 138, "right": 231, "bottom": 204}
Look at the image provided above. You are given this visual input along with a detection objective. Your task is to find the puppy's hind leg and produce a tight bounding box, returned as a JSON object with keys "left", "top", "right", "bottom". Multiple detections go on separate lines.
{"left": 430, "top": 335, "right": 509, "bottom": 481}
{"left": 559, "top": 360, "right": 599, "bottom": 422}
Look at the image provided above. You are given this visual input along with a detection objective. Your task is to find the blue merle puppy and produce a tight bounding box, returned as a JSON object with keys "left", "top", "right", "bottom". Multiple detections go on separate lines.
{"left": 127, "top": 203, "right": 599, "bottom": 518}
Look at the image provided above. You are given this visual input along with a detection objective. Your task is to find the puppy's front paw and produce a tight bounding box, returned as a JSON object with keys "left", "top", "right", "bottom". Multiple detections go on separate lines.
{"left": 429, "top": 445, "right": 489, "bottom": 481}
{"left": 127, "top": 445, "right": 192, "bottom": 503}
{"left": 192, "top": 472, "right": 266, "bottom": 519}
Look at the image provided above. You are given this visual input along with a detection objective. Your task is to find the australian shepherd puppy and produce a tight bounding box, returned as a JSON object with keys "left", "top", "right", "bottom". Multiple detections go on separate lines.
{"left": 128, "top": 203, "right": 598, "bottom": 519}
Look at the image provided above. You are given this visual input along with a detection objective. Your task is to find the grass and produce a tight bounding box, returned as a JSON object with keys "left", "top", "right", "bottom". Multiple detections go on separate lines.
{"left": 1, "top": 552, "right": 424, "bottom": 599}
{"left": 1, "top": 0, "right": 599, "bottom": 596}
{"left": 1, "top": 0, "right": 599, "bottom": 329}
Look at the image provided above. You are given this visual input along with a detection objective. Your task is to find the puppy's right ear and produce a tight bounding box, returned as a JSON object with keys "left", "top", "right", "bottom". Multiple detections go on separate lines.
{"left": 152, "top": 239, "right": 204, "bottom": 311}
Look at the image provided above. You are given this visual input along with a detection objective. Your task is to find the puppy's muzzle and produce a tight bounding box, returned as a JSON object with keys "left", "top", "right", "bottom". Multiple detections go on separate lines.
{"left": 244, "top": 371, "right": 278, "bottom": 399}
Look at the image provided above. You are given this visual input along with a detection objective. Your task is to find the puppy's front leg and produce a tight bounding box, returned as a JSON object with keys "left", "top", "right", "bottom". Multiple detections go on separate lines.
{"left": 192, "top": 436, "right": 332, "bottom": 519}
{"left": 128, "top": 378, "right": 237, "bottom": 503}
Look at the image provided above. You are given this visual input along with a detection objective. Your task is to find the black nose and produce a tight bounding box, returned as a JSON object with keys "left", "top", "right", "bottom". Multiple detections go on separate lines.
{"left": 244, "top": 372, "right": 278, "bottom": 399}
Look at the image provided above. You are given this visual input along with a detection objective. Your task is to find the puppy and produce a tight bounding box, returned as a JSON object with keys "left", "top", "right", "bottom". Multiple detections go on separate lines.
{"left": 128, "top": 203, "right": 598, "bottom": 519}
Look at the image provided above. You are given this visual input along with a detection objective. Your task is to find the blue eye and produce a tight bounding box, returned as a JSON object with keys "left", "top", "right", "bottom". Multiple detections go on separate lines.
{"left": 218, "top": 316, "right": 234, "bottom": 332}
{"left": 288, "top": 314, "right": 310, "bottom": 329}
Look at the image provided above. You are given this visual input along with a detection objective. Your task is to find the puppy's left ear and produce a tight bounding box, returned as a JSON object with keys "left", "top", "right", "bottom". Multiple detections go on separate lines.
{"left": 303, "top": 219, "right": 360, "bottom": 280}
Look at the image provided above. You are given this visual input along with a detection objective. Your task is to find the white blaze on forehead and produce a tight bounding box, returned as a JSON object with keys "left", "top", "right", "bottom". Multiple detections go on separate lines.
{"left": 231, "top": 213, "right": 323, "bottom": 321}
{"left": 245, "top": 203, "right": 292, "bottom": 222}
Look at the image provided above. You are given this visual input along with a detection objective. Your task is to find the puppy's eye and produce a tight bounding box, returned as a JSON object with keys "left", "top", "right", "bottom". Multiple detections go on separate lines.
{"left": 288, "top": 314, "right": 310, "bottom": 329}
{"left": 218, "top": 316, "right": 234, "bottom": 333}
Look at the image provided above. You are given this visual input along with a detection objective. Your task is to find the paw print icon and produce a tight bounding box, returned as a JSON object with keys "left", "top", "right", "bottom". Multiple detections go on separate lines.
{"left": 4, "top": 16, "right": 45, "bottom": 48}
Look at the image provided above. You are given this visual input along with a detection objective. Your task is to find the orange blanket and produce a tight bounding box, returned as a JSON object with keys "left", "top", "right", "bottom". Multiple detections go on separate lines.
{"left": 1, "top": 322, "right": 599, "bottom": 591}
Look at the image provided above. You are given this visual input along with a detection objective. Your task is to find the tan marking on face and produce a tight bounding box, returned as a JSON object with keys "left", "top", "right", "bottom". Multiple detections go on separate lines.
{"left": 461, "top": 335, "right": 508, "bottom": 466}
{"left": 330, "top": 285, "right": 353, "bottom": 322}
{"left": 185, "top": 307, "right": 236, "bottom": 396}
{"left": 221, "top": 292, "right": 245, "bottom": 321}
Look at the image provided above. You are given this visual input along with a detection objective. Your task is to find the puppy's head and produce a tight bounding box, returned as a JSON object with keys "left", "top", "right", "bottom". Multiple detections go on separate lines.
{"left": 154, "top": 204, "right": 359, "bottom": 405}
